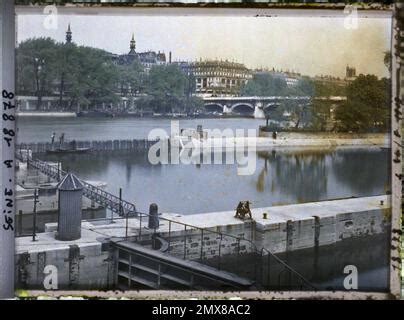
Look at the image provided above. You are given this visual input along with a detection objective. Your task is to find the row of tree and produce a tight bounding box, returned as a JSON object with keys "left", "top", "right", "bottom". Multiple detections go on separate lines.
{"left": 262, "top": 74, "right": 390, "bottom": 132}
{"left": 16, "top": 38, "right": 199, "bottom": 113}
{"left": 241, "top": 73, "right": 316, "bottom": 97}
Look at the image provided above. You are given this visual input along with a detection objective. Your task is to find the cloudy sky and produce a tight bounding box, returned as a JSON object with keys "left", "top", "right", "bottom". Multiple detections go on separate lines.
{"left": 17, "top": 12, "right": 391, "bottom": 78}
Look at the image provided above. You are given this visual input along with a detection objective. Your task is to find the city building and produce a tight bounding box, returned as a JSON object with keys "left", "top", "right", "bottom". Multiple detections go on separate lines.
{"left": 66, "top": 23, "right": 72, "bottom": 44}
{"left": 312, "top": 74, "right": 346, "bottom": 87}
{"left": 313, "top": 65, "right": 358, "bottom": 87}
{"left": 254, "top": 68, "right": 302, "bottom": 88}
{"left": 111, "top": 34, "right": 168, "bottom": 73}
{"left": 189, "top": 60, "right": 253, "bottom": 97}
{"left": 345, "top": 65, "right": 357, "bottom": 82}
{"left": 171, "top": 61, "right": 192, "bottom": 75}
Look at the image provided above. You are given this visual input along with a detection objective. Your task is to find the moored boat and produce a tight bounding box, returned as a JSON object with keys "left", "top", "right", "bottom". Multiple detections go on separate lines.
{"left": 46, "top": 147, "right": 92, "bottom": 154}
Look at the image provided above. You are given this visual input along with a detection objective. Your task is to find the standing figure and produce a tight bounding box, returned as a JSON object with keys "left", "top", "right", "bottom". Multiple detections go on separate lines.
{"left": 50, "top": 132, "right": 56, "bottom": 145}
{"left": 59, "top": 133, "right": 65, "bottom": 147}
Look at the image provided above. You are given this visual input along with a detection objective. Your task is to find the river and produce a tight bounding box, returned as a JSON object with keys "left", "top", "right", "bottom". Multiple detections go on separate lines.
{"left": 16, "top": 116, "right": 263, "bottom": 143}
{"left": 19, "top": 117, "right": 390, "bottom": 215}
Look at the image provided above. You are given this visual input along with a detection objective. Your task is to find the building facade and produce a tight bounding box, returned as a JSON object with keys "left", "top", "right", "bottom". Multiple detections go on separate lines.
{"left": 189, "top": 60, "right": 253, "bottom": 97}
{"left": 344, "top": 65, "right": 357, "bottom": 82}
{"left": 111, "top": 34, "right": 167, "bottom": 73}
{"left": 313, "top": 65, "right": 357, "bottom": 87}
{"left": 254, "top": 68, "right": 302, "bottom": 88}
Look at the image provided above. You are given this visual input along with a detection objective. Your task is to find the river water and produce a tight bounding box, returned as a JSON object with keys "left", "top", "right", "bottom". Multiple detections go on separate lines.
{"left": 18, "top": 117, "right": 390, "bottom": 215}
{"left": 38, "top": 147, "right": 389, "bottom": 215}
{"left": 16, "top": 116, "right": 263, "bottom": 143}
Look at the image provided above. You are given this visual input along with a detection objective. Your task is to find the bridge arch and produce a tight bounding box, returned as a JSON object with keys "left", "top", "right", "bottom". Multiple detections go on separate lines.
{"left": 263, "top": 102, "right": 281, "bottom": 110}
{"left": 204, "top": 103, "right": 224, "bottom": 113}
{"left": 231, "top": 103, "right": 255, "bottom": 115}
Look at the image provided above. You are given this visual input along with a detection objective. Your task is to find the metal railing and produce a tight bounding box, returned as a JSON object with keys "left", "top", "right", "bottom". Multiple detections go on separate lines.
{"left": 138, "top": 213, "right": 317, "bottom": 291}
{"left": 23, "top": 156, "right": 137, "bottom": 216}
{"left": 85, "top": 212, "right": 317, "bottom": 291}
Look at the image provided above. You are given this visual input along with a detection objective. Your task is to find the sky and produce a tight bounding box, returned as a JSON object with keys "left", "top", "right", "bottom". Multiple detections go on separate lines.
{"left": 17, "top": 13, "right": 392, "bottom": 79}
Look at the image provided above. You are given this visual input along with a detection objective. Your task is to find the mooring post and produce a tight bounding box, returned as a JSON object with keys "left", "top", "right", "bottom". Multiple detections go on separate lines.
{"left": 148, "top": 203, "right": 159, "bottom": 230}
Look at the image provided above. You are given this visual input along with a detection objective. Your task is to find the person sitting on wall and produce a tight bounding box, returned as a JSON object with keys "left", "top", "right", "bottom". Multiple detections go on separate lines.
{"left": 272, "top": 131, "right": 277, "bottom": 140}
{"left": 235, "top": 201, "right": 253, "bottom": 220}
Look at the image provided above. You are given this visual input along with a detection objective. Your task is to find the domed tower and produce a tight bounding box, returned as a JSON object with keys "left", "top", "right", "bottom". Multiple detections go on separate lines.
{"left": 66, "top": 23, "right": 72, "bottom": 44}
{"left": 129, "top": 33, "right": 136, "bottom": 54}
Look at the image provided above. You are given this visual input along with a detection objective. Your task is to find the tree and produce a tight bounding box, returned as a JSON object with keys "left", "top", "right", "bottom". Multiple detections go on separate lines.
{"left": 284, "top": 77, "right": 315, "bottom": 97}
{"left": 313, "top": 81, "right": 347, "bottom": 97}
{"left": 241, "top": 73, "right": 288, "bottom": 96}
{"left": 16, "top": 37, "right": 59, "bottom": 110}
{"left": 117, "top": 60, "right": 144, "bottom": 99}
{"left": 16, "top": 38, "right": 121, "bottom": 111}
{"left": 281, "top": 100, "right": 312, "bottom": 129}
{"left": 384, "top": 51, "right": 391, "bottom": 73}
{"left": 335, "top": 74, "right": 390, "bottom": 132}
{"left": 310, "top": 100, "right": 332, "bottom": 131}
{"left": 146, "top": 64, "right": 189, "bottom": 113}
{"left": 55, "top": 41, "right": 79, "bottom": 109}
{"left": 64, "top": 46, "right": 120, "bottom": 110}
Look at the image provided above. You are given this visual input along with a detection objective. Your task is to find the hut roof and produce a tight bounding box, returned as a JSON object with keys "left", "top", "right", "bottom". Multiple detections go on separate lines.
{"left": 58, "top": 173, "right": 84, "bottom": 191}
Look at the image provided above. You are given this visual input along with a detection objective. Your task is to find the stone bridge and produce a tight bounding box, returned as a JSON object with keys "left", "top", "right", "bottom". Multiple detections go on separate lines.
{"left": 202, "top": 96, "right": 346, "bottom": 118}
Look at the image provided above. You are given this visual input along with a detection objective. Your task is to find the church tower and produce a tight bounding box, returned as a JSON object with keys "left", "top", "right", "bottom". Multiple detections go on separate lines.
{"left": 66, "top": 23, "right": 72, "bottom": 44}
{"left": 129, "top": 33, "right": 136, "bottom": 54}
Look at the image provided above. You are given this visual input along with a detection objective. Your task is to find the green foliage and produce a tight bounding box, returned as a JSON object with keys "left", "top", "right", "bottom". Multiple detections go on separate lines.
{"left": 335, "top": 75, "right": 390, "bottom": 132}
{"left": 16, "top": 38, "right": 59, "bottom": 109}
{"left": 310, "top": 100, "right": 332, "bottom": 131}
{"left": 287, "top": 77, "right": 315, "bottom": 97}
{"left": 241, "top": 73, "right": 315, "bottom": 98}
{"left": 148, "top": 64, "right": 187, "bottom": 97}
{"left": 313, "top": 81, "right": 347, "bottom": 97}
{"left": 116, "top": 60, "right": 144, "bottom": 97}
{"left": 146, "top": 64, "right": 194, "bottom": 113}
{"left": 241, "top": 73, "right": 287, "bottom": 96}
{"left": 17, "top": 38, "right": 120, "bottom": 110}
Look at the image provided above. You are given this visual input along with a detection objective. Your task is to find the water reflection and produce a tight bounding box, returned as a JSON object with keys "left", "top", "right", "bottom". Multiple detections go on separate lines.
{"left": 258, "top": 149, "right": 328, "bottom": 203}
{"left": 40, "top": 147, "right": 389, "bottom": 214}
{"left": 331, "top": 148, "right": 390, "bottom": 195}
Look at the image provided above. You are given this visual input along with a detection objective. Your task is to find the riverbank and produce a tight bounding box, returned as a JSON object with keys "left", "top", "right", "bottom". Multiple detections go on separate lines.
{"left": 176, "top": 133, "right": 389, "bottom": 149}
